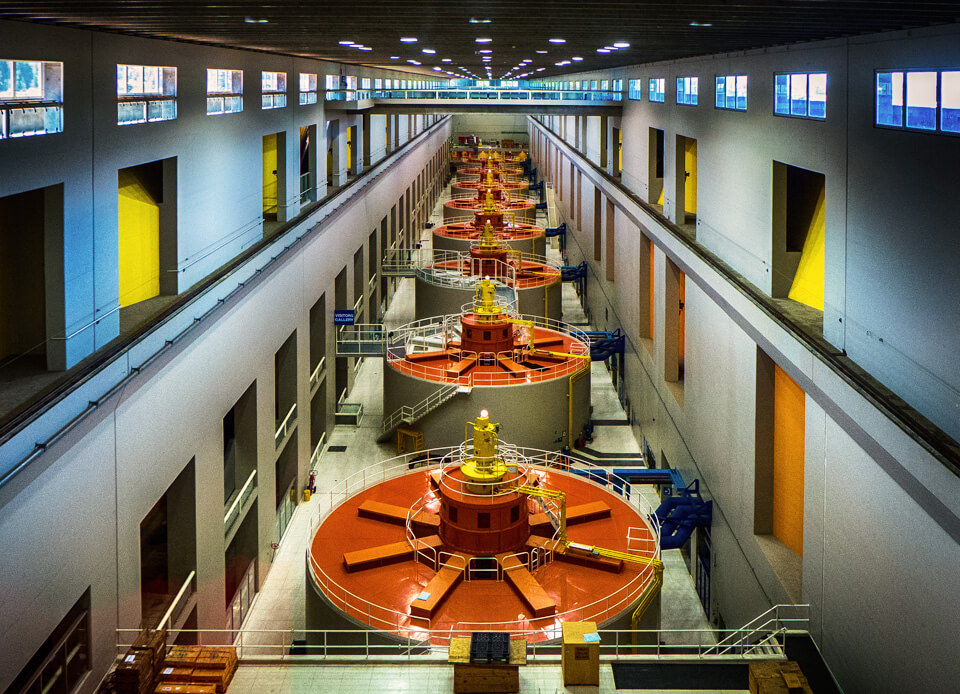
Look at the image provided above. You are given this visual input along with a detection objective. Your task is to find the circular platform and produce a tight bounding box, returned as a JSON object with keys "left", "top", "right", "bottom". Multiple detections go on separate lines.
{"left": 307, "top": 452, "right": 660, "bottom": 643}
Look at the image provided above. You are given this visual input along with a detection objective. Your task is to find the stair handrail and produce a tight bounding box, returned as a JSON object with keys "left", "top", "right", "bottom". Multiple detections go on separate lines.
{"left": 380, "top": 382, "right": 462, "bottom": 435}
{"left": 704, "top": 603, "right": 809, "bottom": 655}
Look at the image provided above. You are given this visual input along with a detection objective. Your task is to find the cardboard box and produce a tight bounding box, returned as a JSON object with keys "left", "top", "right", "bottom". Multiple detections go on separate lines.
{"left": 561, "top": 621, "right": 600, "bottom": 686}
{"left": 748, "top": 661, "right": 813, "bottom": 694}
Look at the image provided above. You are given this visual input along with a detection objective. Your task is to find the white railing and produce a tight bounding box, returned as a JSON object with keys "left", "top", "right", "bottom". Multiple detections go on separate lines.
{"left": 385, "top": 311, "right": 590, "bottom": 386}
{"left": 224, "top": 469, "right": 258, "bottom": 532}
{"left": 274, "top": 403, "right": 297, "bottom": 448}
{"left": 310, "top": 431, "right": 327, "bottom": 467}
{"left": 380, "top": 383, "right": 460, "bottom": 435}
{"left": 309, "top": 356, "right": 326, "bottom": 389}
{"left": 704, "top": 604, "right": 810, "bottom": 656}
{"left": 157, "top": 571, "right": 197, "bottom": 631}
{"left": 116, "top": 624, "right": 804, "bottom": 663}
{"left": 353, "top": 295, "right": 363, "bottom": 313}
{"left": 304, "top": 446, "right": 664, "bottom": 643}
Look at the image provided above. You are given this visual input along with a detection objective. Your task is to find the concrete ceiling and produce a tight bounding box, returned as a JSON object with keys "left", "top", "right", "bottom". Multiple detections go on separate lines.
{"left": 1, "top": 1, "right": 958, "bottom": 79}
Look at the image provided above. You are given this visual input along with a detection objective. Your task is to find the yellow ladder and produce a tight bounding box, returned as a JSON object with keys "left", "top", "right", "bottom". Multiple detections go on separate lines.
{"left": 397, "top": 427, "right": 423, "bottom": 455}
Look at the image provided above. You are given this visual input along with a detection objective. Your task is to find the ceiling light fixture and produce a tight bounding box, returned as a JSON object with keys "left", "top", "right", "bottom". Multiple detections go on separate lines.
{"left": 604, "top": 45, "right": 618, "bottom": 50}
{"left": 536, "top": 67, "right": 546, "bottom": 72}
{"left": 536, "top": 50, "right": 548, "bottom": 54}
{"left": 433, "top": 67, "right": 442, "bottom": 71}
{"left": 690, "top": 21, "right": 713, "bottom": 27}
{"left": 475, "top": 38, "right": 493, "bottom": 43}
{"left": 441, "top": 58, "right": 452, "bottom": 63}
{"left": 478, "top": 49, "right": 492, "bottom": 54}
{"left": 400, "top": 37, "right": 418, "bottom": 43}
{"left": 407, "top": 59, "right": 421, "bottom": 65}
{"left": 338, "top": 40, "right": 354, "bottom": 45}
{"left": 572, "top": 56, "right": 583, "bottom": 61}
{"left": 422, "top": 48, "right": 435, "bottom": 54}
{"left": 597, "top": 48, "right": 610, "bottom": 53}
{"left": 613, "top": 42, "right": 630, "bottom": 48}
{"left": 244, "top": 17, "right": 268, "bottom": 24}
{"left": 357, "top": 46, "right": 372, "bottom": 51}
{"left": 390, "top": 56, "right": 399, "bottom": 60}
{"left": 548, "top": 38, "right": 565, "bottom": 44}
{"left": 469, "top": 18, "right": 492, "bottom": 24}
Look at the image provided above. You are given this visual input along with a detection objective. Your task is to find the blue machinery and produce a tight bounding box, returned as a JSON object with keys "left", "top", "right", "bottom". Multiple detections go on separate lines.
{"left": 584, "top": 328, "right": 625, "bottom": 361}
{"left": 566, "top": 464, "right": 713, "bottom": 550}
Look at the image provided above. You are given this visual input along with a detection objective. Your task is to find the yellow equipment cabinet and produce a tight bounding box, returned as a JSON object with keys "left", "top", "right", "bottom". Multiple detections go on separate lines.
{"left": 561, "top": 621, "right": 600, "bottom": 686}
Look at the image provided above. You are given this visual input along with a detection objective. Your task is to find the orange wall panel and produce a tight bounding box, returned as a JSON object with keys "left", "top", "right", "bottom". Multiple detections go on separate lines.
{"left": 773, "top": 364, "right": 805, "bottom": 555}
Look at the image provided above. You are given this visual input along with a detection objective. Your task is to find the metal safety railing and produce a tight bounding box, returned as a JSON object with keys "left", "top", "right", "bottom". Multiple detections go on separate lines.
{"left": 274, "top": 403, "right": 297, "bottom": 448}
{"left": 114, "top": 622, "right": 812, "bottom": 664}
{"left": 224, "top": 470, "right": 258, "bottom": 534}
{"left": 305, "top": 446, "right": 664, "bottom": 643}
{"left": 385, "top": 312, "right": 590, "bottom": 386}
{"left": 309, "top": 356, "right": 326, "bottom": 390}
{"left": 379, "top": 383, "right": 461, "bottom": 436}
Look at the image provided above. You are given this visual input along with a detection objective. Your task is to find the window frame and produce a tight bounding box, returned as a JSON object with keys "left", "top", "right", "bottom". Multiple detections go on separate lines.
{"left": 648, "top": 77, "right": 665, "bottom": 103}
{"left": 773, "top": 71, "right": 827, "bottom": 120}
{"left": 206, "top": 68, "right": 243, "bottom": 116}
{"left": 0, "top": 58, "right": 64, "bottom": 139}
{"left": 875, "top": 67, "right": 960, "bottom": 136}
{"left": 116, "top": 64, "right": 177, "bottom": 126}
{"left": 261, "top": 70, "right": 287, "bottom": 110}
{"left": 715, "top": 74, "right": 748, "bottom": 111}
{"left": 676, "top": 76, "right": 699, "bottom": 106}
{"left": 298, "top": 72, "right": 318, "bottom": 105}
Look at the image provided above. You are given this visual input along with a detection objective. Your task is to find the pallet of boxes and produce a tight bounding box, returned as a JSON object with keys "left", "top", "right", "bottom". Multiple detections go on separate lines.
{"left": 155, "top": 645, "right": 239, "bottom": 694}
{"left": 748, "top": 661, "right": 813, "bottom": 694}
{"left": 113, "top": 628, "right": 166, "bottom": 694}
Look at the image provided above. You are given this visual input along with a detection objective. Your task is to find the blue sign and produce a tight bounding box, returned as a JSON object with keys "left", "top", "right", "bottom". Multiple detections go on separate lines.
{"left": 334, "top": 310, "right": 355, "bottom": 325}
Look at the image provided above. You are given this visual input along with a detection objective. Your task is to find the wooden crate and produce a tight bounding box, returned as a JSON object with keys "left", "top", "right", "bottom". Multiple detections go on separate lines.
{"left": 154, "top": 684, "right": 216, "bottom": 694}
{"left": 748, "top": 661, "right": 813, "bottom": 694}
{"left": 449, "top": 636, "right": 525, "bottom": 693}
{"left": 561, "top": 621, "right": 600, "bottom": 686}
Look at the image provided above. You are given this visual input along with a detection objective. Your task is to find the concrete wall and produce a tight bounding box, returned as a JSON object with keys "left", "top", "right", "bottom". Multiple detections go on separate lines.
{"left": 0, "top": 19, "right": 443, "bottom": 370}
{"left": 528, "top": 27, "right": 960, "bottom": 688}
{"left": 450, "top": 113, "right": 529, "bottom": 145}
{"left": 0, "top": 20, "right": 450, "bottom": 691}
{"left": 554, "top": 25, "right": 960, "bottom": 443}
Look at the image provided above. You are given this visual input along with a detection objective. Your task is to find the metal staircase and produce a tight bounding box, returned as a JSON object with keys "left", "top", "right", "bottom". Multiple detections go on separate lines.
{"left": 377, "top": 383, "right": 470, "bottom": 442}
{"left": 703, "top": 604, "right": 809, "bottom": 658}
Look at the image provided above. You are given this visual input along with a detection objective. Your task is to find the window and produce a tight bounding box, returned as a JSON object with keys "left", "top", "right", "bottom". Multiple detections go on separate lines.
{"left": 261, "top": 71, "right": 287, "bottom": 109}
{"left": 876, "top": 69, "right": 960, "bottom": 134}
{"left": 361, "top": 77, "right": 371, "bottom": 89}
{"left": 0, "top": 59, "right": 64, "bottom": 139}
{"left": 325, "top": 74, "right": 339, "bottom": 90}
{"left": 774, "top": 72, "right": 826, "bottom": 119}
{"left": 374, "top": 78, "right": 383, "bottom": 89}
{"left": 716, "top": 74, "right": 748, "bottom": 110}
{"left": 676, "top": 76, "right": 698, "bottom": 105}
{"left": 628, "top": 79, "right": 643, "bottom": 100}
{"left": 299, "top": 72, "right": 317, "bottom": 105}
{"left": 6, "top": 589, "right": 91, "bottom": 693}
{"left": 648, "top": 77, "right": 665, "bottom": 102}
{"left": 116, "top": 64, "right": 176, "bottom": 125}
{"left": 206, "top": 68, "right": 243, "bottom": 115}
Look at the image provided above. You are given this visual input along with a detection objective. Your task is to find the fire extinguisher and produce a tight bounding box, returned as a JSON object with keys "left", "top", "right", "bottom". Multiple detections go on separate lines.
{"left": 309, "top": 470, "right": 317, "bottom": 494}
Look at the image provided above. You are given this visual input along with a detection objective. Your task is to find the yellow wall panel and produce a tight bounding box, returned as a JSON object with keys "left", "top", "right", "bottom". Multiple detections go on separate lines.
{"left": 773, "top": 364, "right": 805, "bottom": 555}
{"left": 262, "top": 133, "right": 278, "bottom": 216}
{"left": 684, "top": 139, "right": 698, "bottom": 215}
{"left": 788, "top": 186, "right": 825, "bottom": 310}
{"left": 118, "top": 171, "right": 159, "bottom": 307}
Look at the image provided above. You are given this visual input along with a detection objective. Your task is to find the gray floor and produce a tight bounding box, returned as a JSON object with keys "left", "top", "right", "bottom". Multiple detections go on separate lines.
{"left": 232, "top": 180, "right": 723, "bottom": 693}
